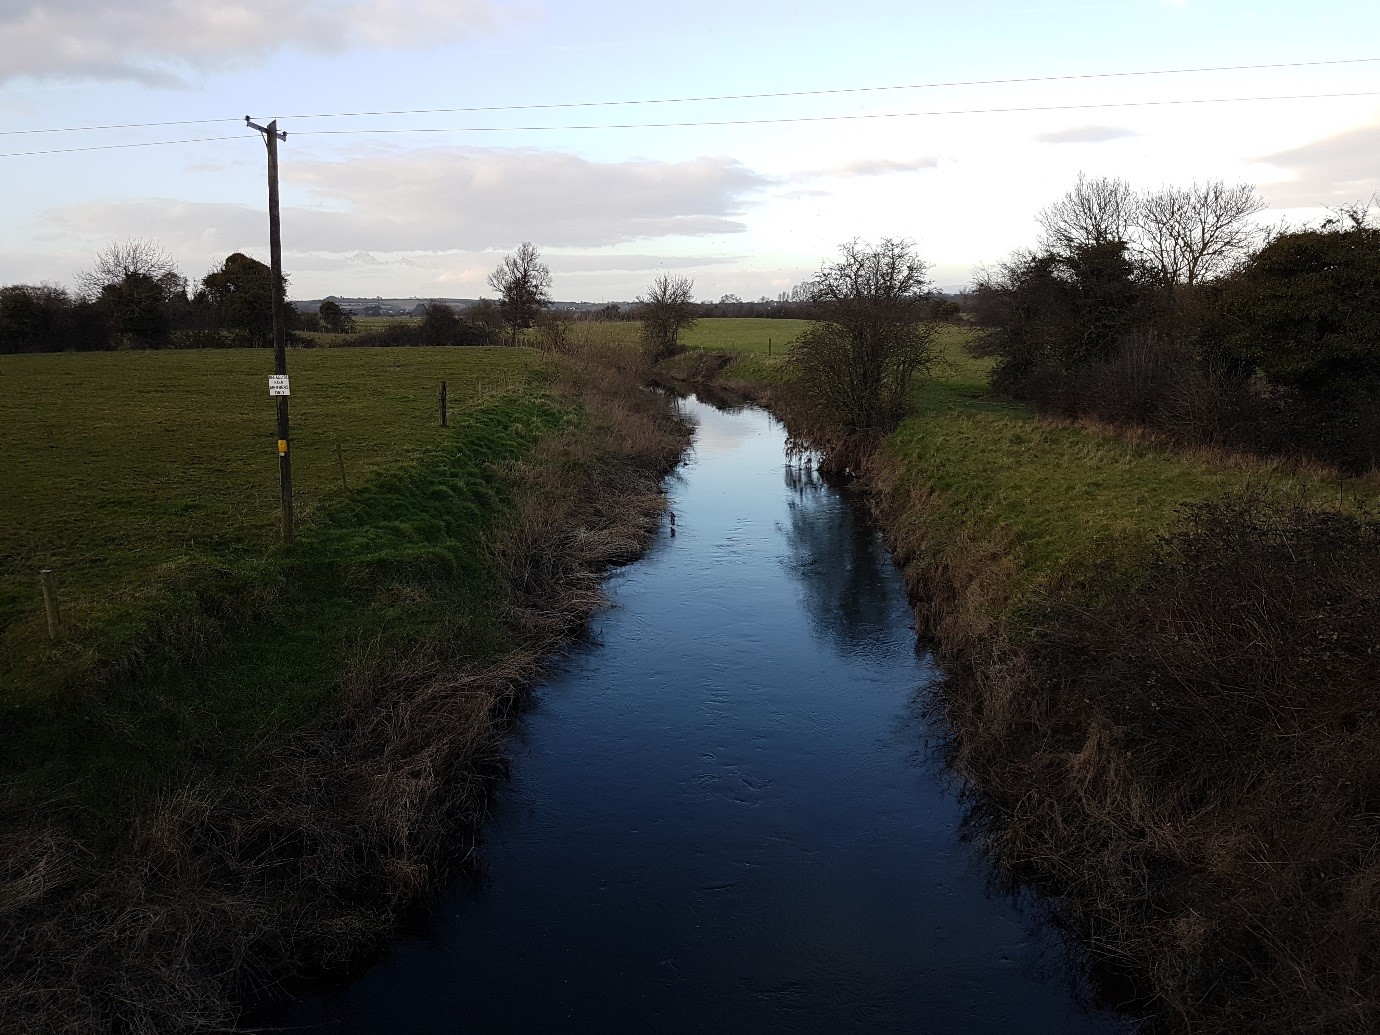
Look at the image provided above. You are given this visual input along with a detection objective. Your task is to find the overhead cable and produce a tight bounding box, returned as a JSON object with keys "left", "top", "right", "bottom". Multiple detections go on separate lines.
{"left": 1, "top": 55, "right": 1376, "bottom": 138}
{"left": 287, "top": 90, "right": 1380, "bottom": 136}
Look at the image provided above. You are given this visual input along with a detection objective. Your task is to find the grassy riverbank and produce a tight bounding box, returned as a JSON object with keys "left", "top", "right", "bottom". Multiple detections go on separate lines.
{"left": 669, "top": 328, "right": 1380, "bottom": 1033}
{"left": 1, "top": 343, "right": 690, "bottom": 1032}
{"left": 667, "top": 324, "right": 1375, "bottom": 610}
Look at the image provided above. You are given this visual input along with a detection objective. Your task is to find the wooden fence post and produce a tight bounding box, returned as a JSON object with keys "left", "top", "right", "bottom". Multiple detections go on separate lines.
{"left": 39, "top": 569, "right": 60, "bottom": 640}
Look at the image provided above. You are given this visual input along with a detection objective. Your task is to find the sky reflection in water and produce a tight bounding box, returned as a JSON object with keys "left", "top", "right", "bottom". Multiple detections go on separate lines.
{"left": 257, "top": 395, "right": 1133, "bottom": 1034}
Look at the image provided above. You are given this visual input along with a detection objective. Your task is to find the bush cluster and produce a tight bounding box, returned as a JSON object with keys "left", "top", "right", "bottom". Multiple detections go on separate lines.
{"left": 972, "top": 200, "right": 1380, "bottom": 473}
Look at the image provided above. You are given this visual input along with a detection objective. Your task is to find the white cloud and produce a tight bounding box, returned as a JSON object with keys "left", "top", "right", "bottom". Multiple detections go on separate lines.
{"left": 1257, "top": 122, "right": 1380, "bottom": 208}
{"left": 543, "top": 253, "right": 739, "bottom": 273}
{"left": 792, "top": 157, "right": 940, "bottom": 180}
{"left": 0, "top": 0, "right": 528, "bottom": 85}
{"left": 41, "top": 146, "right": 771, "bottom": 286}
{"left": 275, "top": 146, "right": 769, "bottom": 249}
{"left": 819, "top": 157, "right": 940, "bottom": 177}
{"left": 1034, "top": 125, "right": 1139, "bottom": 144}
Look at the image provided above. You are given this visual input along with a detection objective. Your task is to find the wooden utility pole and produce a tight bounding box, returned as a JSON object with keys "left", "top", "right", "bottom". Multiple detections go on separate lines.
{"left": 246, "top": 116, "right": 294, "bottom": 544}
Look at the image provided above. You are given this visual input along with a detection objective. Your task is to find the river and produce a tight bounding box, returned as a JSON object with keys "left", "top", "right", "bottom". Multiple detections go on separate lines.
{"left": 255, "top": 394, "right": 1133, "bottom": 1033}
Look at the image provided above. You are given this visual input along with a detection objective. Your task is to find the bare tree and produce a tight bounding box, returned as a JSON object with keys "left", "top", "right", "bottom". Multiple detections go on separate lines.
{"left": 76, "top": 239, "right": 186, "bottom": 345}
{"left": 78, "top": 239, "right": 179, "bottom": 299}
{"left": 637, "top": 274, "right": 696, "bottom": 359}
{"left": 487, "top": 242, "right": 552, "bottom": 346}
{"left": 1134, "top": 180, "right": 1265, "bottom": 285}
{"left": 1037, "top": 173, "right": 1136, "bottom": 255}
{"left": 787, "top": 238, "right": 937, "bottom": 461}
{"left": 1327, "top": 194, "right": 1380, "bottom": 230}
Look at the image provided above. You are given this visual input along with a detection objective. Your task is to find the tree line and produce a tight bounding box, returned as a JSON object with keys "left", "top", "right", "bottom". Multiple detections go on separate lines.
{"left": 0, "top": 242, "right": 299, "bottom": 354}
{"left": 0, "top": 237, "right": 818, "bottom": 354}
{"left": 970, "top": 176, "right": 1380, "bottom": 472}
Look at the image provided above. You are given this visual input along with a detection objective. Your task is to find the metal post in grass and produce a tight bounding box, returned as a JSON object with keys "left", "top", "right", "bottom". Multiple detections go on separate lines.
{"left": 335, "top": 441, "right": 348, "bottom": 491}
{"left": 440, "top": 380, "right": 448, "bottom": 427}
{"left": 39, "top": 569, "right": 60, "bottom": 640}
{"left": 246, "top": 115, "right": 294, "bottom": 545}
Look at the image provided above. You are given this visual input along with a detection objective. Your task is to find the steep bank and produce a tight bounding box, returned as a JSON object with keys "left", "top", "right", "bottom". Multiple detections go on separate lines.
{"left": 0, "top": 347, "right": 691, "bottom": 1033}
{"left": 667, "top": 335, "right": 1380, "bottom": 1033}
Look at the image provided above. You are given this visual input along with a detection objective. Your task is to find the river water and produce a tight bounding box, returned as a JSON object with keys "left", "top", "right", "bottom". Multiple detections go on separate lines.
{"left": 257, "top": 396, "right": 1132, "bottom": 1034}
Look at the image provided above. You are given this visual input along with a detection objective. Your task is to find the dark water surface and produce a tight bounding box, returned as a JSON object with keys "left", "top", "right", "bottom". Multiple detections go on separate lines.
{"left": 257, "top": 397, "right": 1132, "bottom": 1034}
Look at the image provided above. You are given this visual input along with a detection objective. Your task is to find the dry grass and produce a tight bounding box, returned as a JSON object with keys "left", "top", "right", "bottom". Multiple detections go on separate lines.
{"left": 867, "top": 452, "right": 1380, "bottom": 1034}
{"left": 1039, "top": 410, "right": 1379, "bottom": 488}
{"left": 0, "top": 345, "right": 691, "bottom": 1033}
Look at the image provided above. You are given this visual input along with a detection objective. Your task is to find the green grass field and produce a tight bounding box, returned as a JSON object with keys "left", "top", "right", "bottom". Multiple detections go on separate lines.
{"left": 299, "top": 314, "right": 808, "bottom": 354}
{"left": 681, "top": 317, "right": 808, "bottom": 354}
{"left": 0, "top": 347, "right": 546, "bottom": 707}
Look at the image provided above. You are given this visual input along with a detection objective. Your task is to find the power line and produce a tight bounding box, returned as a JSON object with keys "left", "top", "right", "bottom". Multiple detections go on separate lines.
{"left": 277, "top": 56, "right": 1380, "bottom": 122}
{"left": 288, "top": 90, "right": 1380, "bottom": 135}
{"left": 0, "top": 117, "right": 237, "bottom": 138}
{"left": 1, "top": 55, "right": 1376, "bottom": 138}
{"left": 0, "top": 135, "right": 243, "bottom": 158}
{"left": 2, "top": 87, "right": 1377, "bottom": 157}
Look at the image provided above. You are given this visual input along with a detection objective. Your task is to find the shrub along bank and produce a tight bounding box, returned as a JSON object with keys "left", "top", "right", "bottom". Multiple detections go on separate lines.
{"left": 0, "top": 343, "right": 690, "bottom": 1032}
{"left": 666, "top": 329, "right": 1380, "bottom": 1034}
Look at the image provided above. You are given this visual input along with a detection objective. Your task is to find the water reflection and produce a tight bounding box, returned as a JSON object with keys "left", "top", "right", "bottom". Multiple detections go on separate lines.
{"left": 253, "top": 395, "right": 1133, "bottom": 1035}
{"left": 684, "top": 395, "right": 758, "bottom": 457}
{"left": 781, "top": 462, "right": 900, "bottom": 654}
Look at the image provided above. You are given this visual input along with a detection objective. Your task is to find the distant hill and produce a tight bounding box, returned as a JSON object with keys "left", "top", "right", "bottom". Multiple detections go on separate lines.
{"left": 292, "top": 297, "right": 475, "bottom": 316}
{"left": 293, "top": 297, "right": 627, "bottom": 316}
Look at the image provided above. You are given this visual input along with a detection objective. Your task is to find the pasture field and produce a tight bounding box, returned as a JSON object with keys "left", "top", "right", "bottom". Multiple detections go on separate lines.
{"left": 296, "top": 315, "right": 808, "bottom": 354}
{"left": 514, "top": 315, "right": 807, "bottom": 355}
{"left": 681, "top": 317, "right": 808, "bottom": 353}
{"left": 353, "top": 314, "right": 421, "bottom": 328}
{"left": 0, "top": 346, "right": 546, "bottom": 710}
{"left": 1, "top": 345, "right": 573, "bottom": 837}
{"left": 293, "top": 313, "right": 421, "bottom": 346}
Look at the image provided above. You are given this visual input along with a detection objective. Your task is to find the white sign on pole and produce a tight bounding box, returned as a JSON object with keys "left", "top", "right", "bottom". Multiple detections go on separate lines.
{"left": 268, "top": 375, "right": 291, "bottom": 397}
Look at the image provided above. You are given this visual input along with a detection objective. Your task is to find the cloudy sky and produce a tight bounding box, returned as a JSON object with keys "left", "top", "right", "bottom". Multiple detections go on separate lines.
{"left": 2, "top": 0, "right": 1377, "bottom": 301}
